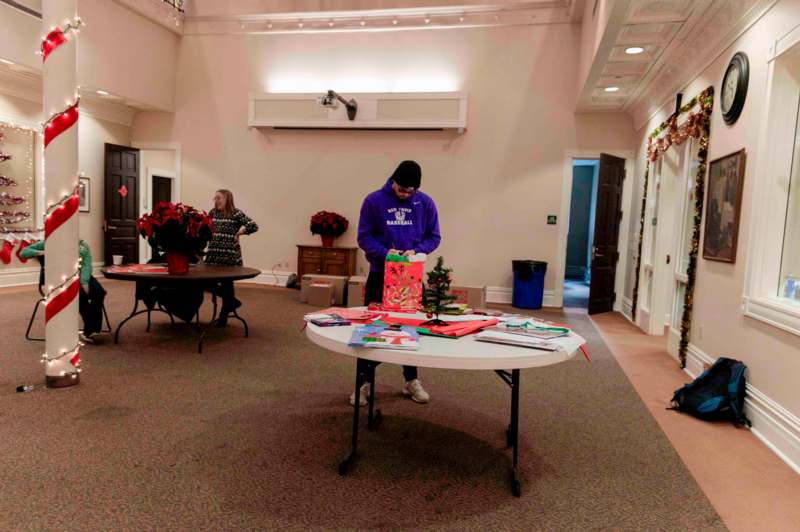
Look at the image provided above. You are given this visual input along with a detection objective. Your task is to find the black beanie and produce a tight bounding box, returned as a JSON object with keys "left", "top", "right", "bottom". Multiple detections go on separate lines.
{"left": 390, "top": 160, "right": 422, "bottom": 189}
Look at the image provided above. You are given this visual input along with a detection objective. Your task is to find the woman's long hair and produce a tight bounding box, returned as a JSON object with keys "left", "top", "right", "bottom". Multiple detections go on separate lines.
{"left": 216, "top": 189, "right": 235, "bottom": 217}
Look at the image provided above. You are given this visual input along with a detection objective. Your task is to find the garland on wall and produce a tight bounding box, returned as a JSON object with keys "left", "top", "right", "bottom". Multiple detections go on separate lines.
{"left": 630, "top": 86, "right": 714, "bottom": 367}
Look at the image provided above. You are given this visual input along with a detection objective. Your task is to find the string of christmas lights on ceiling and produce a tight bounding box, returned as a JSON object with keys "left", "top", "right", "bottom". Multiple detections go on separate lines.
{"left": 185, "top": 4, "right": 561, "bottom": 35}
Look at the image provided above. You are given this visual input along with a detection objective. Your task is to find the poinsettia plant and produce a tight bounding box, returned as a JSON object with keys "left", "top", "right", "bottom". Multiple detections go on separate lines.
{"left": 137, "top": 202, "right": 214, "bottom": 256}
{"left": 310, "top": 210, "right": 349, "bottom": 237}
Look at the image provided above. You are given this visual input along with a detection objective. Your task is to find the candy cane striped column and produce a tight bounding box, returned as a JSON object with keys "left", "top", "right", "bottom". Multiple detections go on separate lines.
{"left": 42, "top": 0, "right": 81, "bottom": 388}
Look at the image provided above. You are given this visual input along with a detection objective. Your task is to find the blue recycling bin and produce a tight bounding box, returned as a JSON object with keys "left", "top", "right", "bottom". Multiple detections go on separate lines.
{"left": 512, "top": 260, "right": 547, "bottom": 309}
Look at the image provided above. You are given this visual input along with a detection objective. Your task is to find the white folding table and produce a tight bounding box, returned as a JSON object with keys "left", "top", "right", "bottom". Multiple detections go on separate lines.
{"left": 305, "top": 310, "right": 586, "bottom": 497}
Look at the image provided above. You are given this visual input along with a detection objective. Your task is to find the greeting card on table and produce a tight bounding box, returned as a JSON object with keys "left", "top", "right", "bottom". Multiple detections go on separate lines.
{"left": 348, "top": 325, "right": 420, "bottom": 350}
{"left": 382, "top": 256, "right": 424, "bottom": 311}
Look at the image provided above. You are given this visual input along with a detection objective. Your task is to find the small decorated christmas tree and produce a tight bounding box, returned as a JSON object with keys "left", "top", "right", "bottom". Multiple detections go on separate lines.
{"left": 421, "top": 256, "right": 457, "bottom": 326}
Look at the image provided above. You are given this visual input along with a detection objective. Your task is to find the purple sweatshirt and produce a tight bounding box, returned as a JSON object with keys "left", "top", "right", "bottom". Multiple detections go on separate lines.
{"left": 358, "top": 178, "right": 441, "bottom": 273}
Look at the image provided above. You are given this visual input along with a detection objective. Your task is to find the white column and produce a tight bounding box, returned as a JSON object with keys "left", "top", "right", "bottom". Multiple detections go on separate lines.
{"left": 43, "top": 0, "right": 80, "bottom": 387}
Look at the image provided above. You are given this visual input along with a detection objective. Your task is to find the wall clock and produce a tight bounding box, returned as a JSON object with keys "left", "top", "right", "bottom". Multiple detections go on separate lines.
{"left": 721, "top": 52, "right": 749, "bottom": 125}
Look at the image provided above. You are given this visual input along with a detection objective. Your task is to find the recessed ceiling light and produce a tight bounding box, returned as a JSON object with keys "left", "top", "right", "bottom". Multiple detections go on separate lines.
{"left": 625, "top": 46, "right": 645, "bottom": 55}
{"left": 0, "top": 58, "right": 14, "bottom": 65}
{"left": 424, "top": 17, "right": 430, "bottom": 24}
{"left": 96, "top": 89, "right": 110, "bottom": 96}
{"left": 328, "top": 20, "right": 334, "bottom": 27}
{"left": 360, "top": 20, "right": 366, "bottom": 26}
{"left": 392, "top": 19, "right": 398, "bottom": 25}
{"left": 604, "top": 86, "right": 620, "bottom": 92}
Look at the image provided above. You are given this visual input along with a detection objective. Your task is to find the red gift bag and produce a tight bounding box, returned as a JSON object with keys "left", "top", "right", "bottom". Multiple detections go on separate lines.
{"left": 382, "top": 259, "right": 424, "bottom": 311}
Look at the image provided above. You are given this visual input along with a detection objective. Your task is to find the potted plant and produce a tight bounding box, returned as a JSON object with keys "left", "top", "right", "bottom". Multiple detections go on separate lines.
{"left": 310, "top": 210, "right": 349, "bottom": 247}
{"left": 137, "top": 202, "right": 214, "bottom": 274}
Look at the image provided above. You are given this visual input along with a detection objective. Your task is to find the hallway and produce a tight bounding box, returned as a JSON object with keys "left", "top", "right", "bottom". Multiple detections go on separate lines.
{"left": 590, "top": 312, "right": 800, "bottom": 532}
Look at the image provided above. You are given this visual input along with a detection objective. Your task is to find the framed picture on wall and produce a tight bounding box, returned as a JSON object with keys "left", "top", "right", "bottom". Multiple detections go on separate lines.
{"left": 703, "top": 149, "right": 746, "bottom": 263}
{"left": 78, "top": 177, "right": 90, "bottom": 212}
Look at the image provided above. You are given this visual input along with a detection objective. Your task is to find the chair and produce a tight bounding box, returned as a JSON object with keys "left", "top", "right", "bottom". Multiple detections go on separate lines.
{"left": 25, "top": 256, "right": 112, "bottom": 342}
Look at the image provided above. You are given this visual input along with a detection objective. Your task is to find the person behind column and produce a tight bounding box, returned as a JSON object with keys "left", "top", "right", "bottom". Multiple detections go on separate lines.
{"left": 205, "top": 189, "right": 258, "bottom": 326}
{"left": 21, "top": 239, "right": 106, "bottom": 343}
{"left": 352, "top": 160, "right": 441, "bottom": 406}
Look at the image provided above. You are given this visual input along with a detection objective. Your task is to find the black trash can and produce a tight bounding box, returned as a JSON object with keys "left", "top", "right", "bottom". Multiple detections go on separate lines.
{"left": 512, "top": 260, "right": 547, "bottom": 309}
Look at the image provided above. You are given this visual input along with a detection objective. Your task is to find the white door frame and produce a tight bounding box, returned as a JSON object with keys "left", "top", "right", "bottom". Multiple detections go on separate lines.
{"left": 558, "top": 149, "right": 636, "bottom": 310}
{"left": 131, "top": 142, "right": 181, "bottom": 263}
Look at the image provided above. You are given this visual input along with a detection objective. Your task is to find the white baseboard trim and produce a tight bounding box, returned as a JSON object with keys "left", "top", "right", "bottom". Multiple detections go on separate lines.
{"left": 246, "top": 270, "right": 295, "bottom": 287}
{"left": 2, "top": 261, "right": 122, "bottom": 288}
{"left": 486, "top": 286, "right": 557, "bottom": 307}
{"left": 620, "top": 296, "right": 634, "bottom": 322}
{"left": 685, "top": 344, "right": 800, "bottom": 475}
{"left": 0, "top": 265, "right": 40, "bottom": 287}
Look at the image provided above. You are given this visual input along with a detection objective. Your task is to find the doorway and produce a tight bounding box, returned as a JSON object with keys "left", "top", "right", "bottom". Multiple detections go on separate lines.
{"left": 637, "top": 138, "right": 700, "bottom": 353}
{"left": 564, "top": 160, "right": 598, "bottom": 309}
{"left": 135, "top": 144, "right": 181, "bottom": 263}
{"left": 562, "top": 153, "right": 627, "bottom": 314}
{"left": 104, "top": 143, "right": 140, "bottom": 265}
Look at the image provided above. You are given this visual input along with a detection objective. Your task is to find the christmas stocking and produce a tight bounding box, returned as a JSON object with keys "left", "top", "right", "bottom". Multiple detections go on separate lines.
{"left": 0, "top": 239, "right": 16, "bottom": 264}
{"left": 16, "top": 239, "right": 32, "bottom": 263}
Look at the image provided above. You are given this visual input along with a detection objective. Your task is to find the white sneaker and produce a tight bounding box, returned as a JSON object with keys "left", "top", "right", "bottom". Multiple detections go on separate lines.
{"left": 79, "top": 332, "right": 95, "bottom": 344}
{"left": 403, "top": 379, "right": 430, "bottom": 403}
{"left": 349, "top": 382, "right": 372, "bottom": 407}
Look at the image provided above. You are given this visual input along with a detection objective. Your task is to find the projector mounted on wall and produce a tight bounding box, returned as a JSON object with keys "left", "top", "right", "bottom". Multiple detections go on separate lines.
{"left": 317, "top": 90, "right": 358, "bottom": 121}
{"left": 248, "top": 91, "right": 467, "bottom": 133}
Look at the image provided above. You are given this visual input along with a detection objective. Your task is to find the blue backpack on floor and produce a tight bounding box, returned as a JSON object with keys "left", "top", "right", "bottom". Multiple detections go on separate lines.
{"left": 669, "top": 357, "right": 751, "bottom": 427}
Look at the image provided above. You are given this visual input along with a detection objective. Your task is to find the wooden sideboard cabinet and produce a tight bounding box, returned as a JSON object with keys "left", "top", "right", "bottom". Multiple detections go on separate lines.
{"left": 297, "top": 245, "right": 358, "bottom": 278}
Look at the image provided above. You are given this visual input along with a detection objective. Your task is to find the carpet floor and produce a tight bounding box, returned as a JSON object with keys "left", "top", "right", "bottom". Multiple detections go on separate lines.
{"left": 0, "top": 282, "right": 725, "bottom": 531}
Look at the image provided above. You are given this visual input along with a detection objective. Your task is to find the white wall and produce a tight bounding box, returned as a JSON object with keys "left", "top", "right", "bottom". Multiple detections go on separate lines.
{"left": 632, "top": 0, "right": 800, "bottom": 419}
{"left": 132, "top": 23, "right": 637, "bottom": 292}
{"left": 0, "top": 3, "right": 40, "bottom": 70}
{"left": 78, "top": 0, "right": 178, "bottom": 111}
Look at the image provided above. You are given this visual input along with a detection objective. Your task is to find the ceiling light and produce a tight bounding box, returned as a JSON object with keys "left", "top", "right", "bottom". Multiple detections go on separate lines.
{"left": 392, "top": 19, "right": 398, "bottom": 25}
{"left": 625, "top": 46, "right": 645, "bottom": 55}
{"left": 267, "top": 22, "right": 273, "bottom": 29}
{"left": 360, "top": 20, "right": 366, "bottom": 26}
{"left": 459, "top": 15, "right": 464, "bottom": 23}
{"left": 96, "top": 89, "right": 110, "bottom": 96}
{"left": 424, "top": 17, "right": 430, "bottom": 24}
{"left": 0, "top": 58, "right": 14, "bottom": 65}
{"left": 604, "top": 86, "right": 620, "bottom": 92}
{"left": 298, "top": 21, "right": 304, "bottom": 28}
{"left": 328, "top": 20, "right": 334, "bottom": 27}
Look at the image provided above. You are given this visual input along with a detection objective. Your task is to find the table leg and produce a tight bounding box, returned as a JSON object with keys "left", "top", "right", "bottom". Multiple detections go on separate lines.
{"left": 366, "top": 361, "right": 382, "bottom": 430}
{"left": 510, "top": 369, "right": 521, "bottom": 497}
{"left": 196, "top": 310, "right": 206, "bottom": 354}
{"left": 496, "top": 369, "right": 522, "bottom": 497}
{"left": 339, "top": 358, "right": 366, "bottom": 476}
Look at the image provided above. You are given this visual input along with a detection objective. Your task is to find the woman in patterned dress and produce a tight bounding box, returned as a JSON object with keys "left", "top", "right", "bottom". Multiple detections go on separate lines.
{"left": 205, "top": 189, "right": 258, "bottom": 326}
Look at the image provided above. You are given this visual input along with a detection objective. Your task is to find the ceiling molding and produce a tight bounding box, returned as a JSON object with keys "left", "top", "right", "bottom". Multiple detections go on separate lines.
{"left": 626, "top": 0, "right": 778, "bottom": 130}
{"left": 183, "top": 1, "right": 572, "bottom": 35}
{"left": 576, "top": 0, "right": 779, "bottom": 125}
{"left": 113, "top": 0, "right": 184, "bottom": 35}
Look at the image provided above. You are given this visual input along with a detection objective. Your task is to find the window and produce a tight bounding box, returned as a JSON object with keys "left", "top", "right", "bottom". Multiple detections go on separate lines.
{"left": 778, "top": 99, "right": 800, "bottom": 302}
{"left": 744, "top": 26, "right": 800, "bottom": 335}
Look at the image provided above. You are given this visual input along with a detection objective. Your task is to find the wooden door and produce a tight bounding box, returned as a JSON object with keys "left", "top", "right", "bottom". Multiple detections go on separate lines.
{"left": 152, "top": 175, "right": 172, "bottom": 206}
{"left": 104, "top": 144, "right": 140, "bottom": 265}
{"left": 588, "top": 153, "right": 625, "bottom": 314}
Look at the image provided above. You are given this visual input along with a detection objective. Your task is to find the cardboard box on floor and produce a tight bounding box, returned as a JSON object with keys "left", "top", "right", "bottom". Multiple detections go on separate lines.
{"left": 448, "top": 285, "right": 487, "bottom": 308}
{"left": 347, "top": 275, "right": 367, "bottom": 307}
{"left": 300, "top": 274, "right": 348, "bottom": 305}
{"left": 307, "top": 283, "right": 335, "bottom": 307}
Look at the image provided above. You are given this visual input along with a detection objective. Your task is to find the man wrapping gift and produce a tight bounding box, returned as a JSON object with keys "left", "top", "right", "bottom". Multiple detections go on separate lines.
{"left": 350, "top": 160, "right": 441, "bottom": 406}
